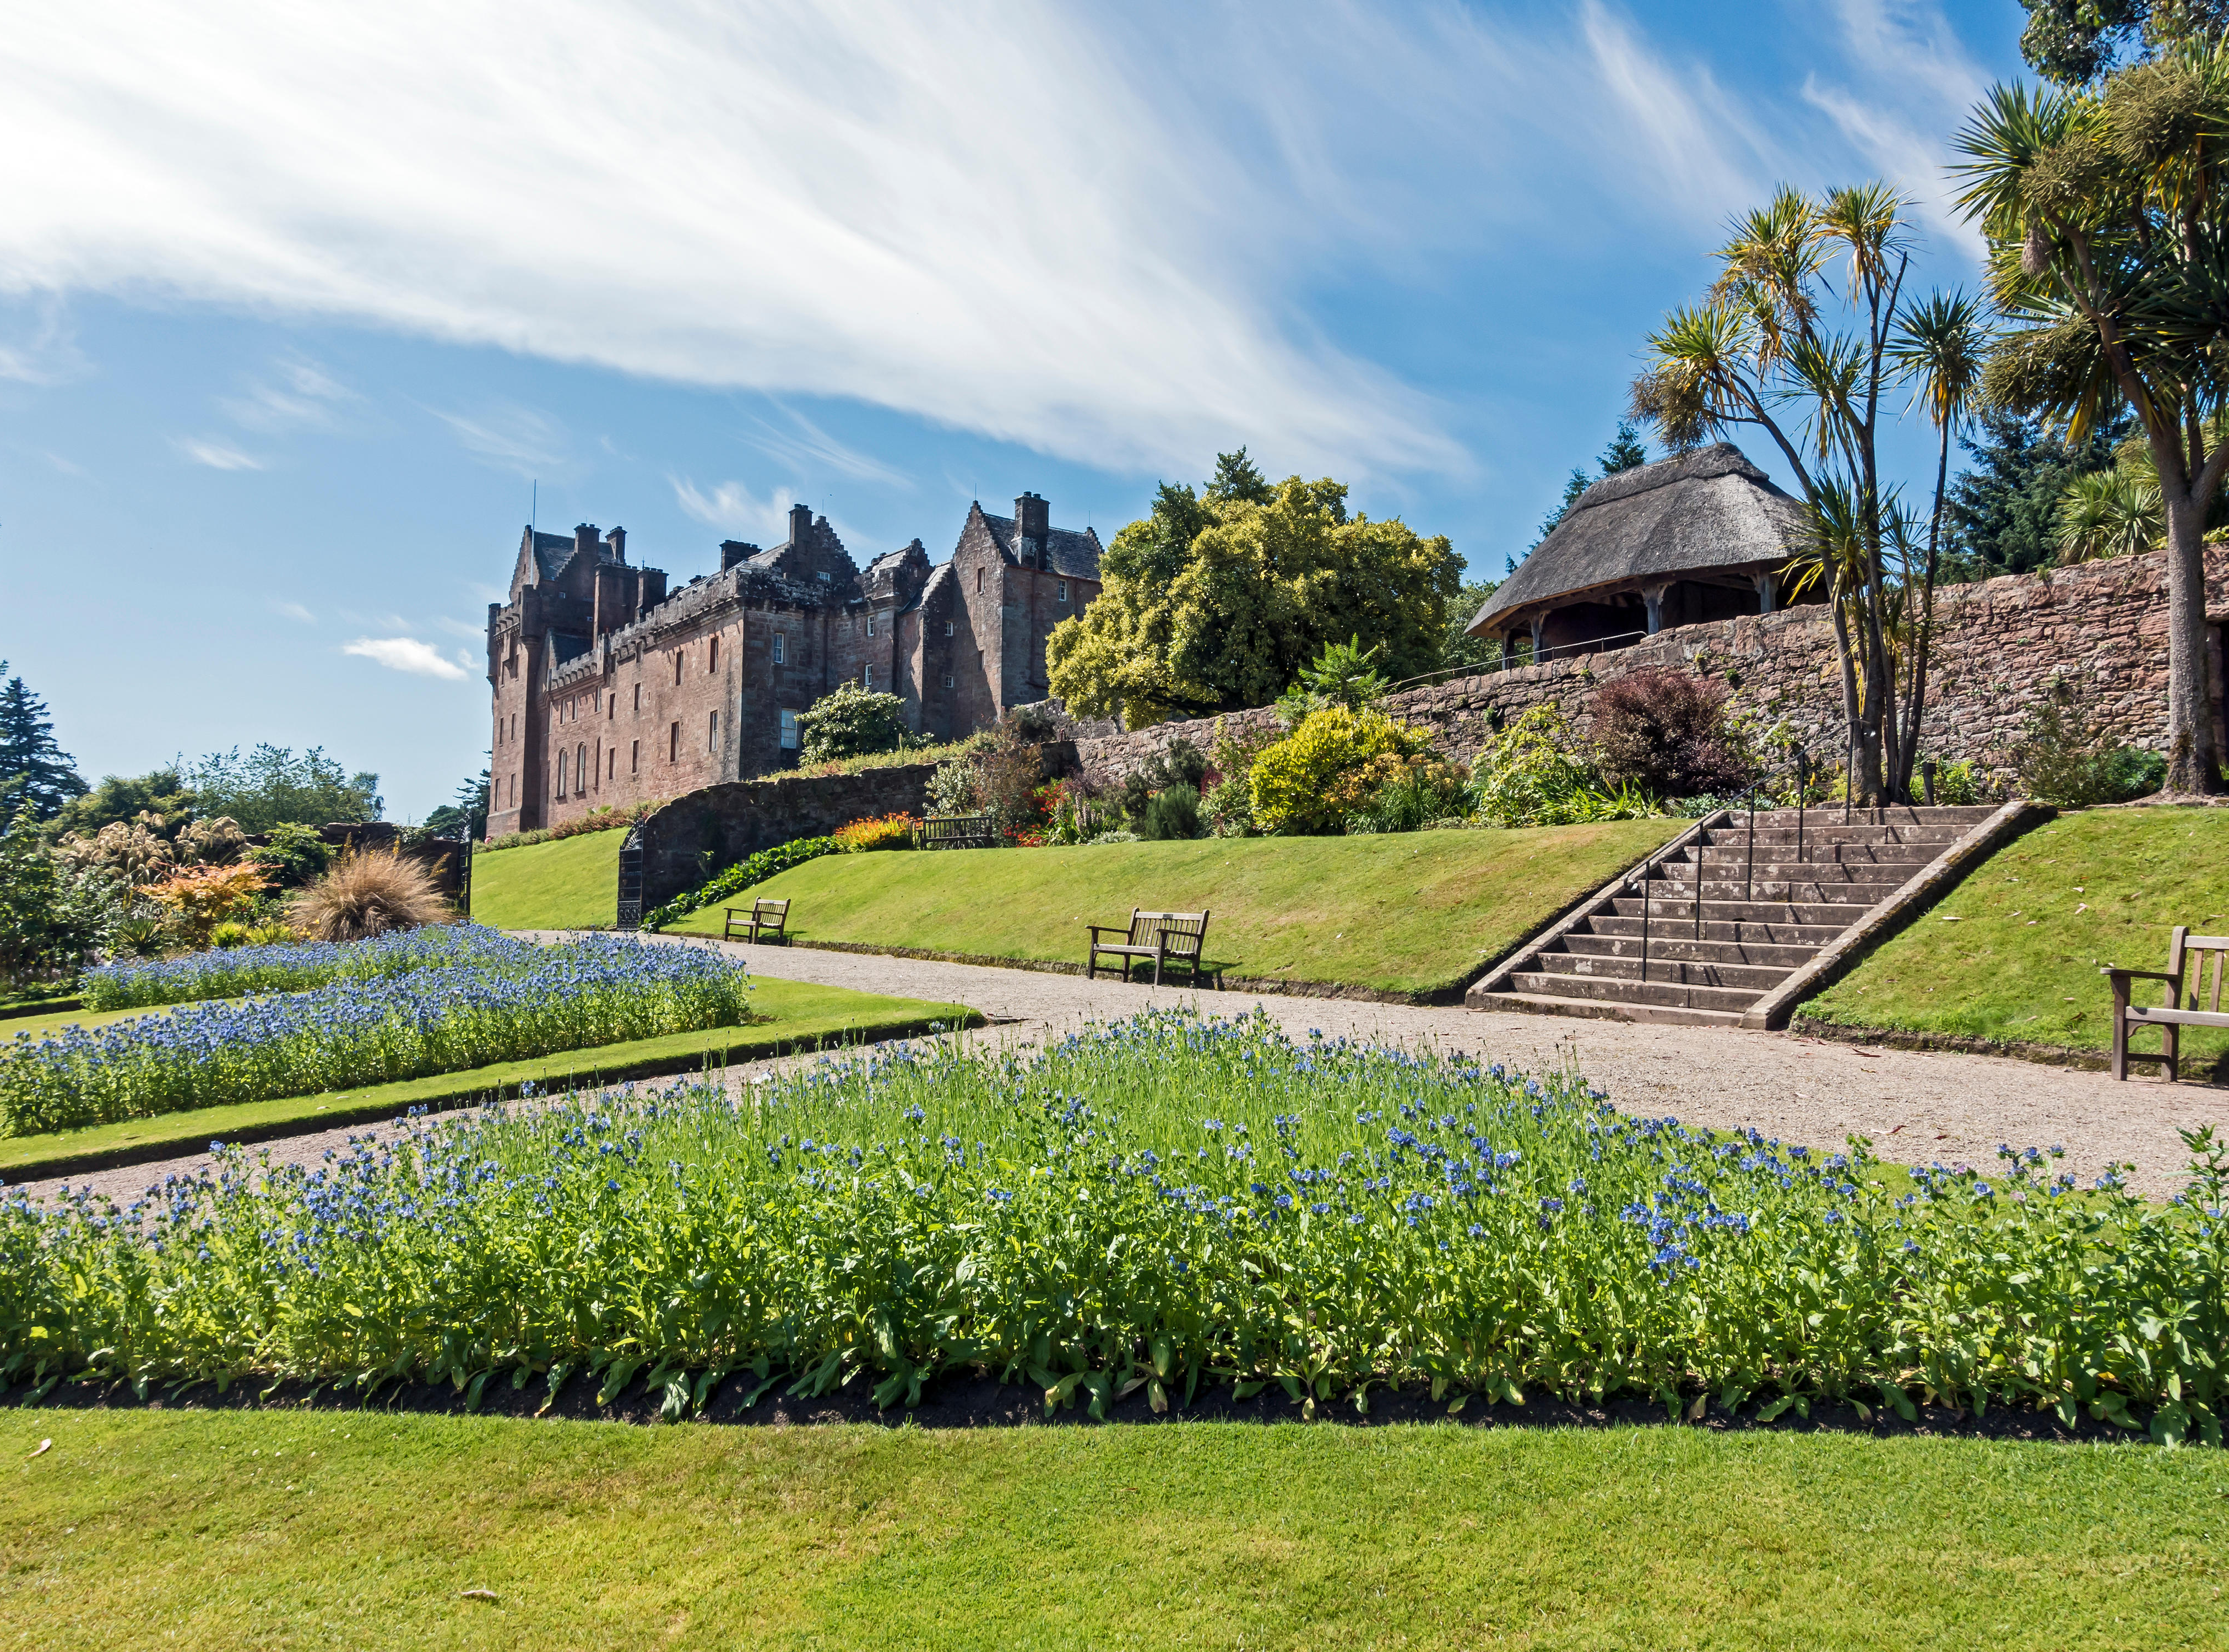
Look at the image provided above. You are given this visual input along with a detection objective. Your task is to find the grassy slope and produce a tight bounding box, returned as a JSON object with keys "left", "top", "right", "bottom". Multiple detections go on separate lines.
{"left": 470, "top": 828, "right": 627, "bottom": 931}
{"left": 670, "top": 824, "right": 1683, "bottom": 996}
{"left": 3, "top": 1413, "right": 2221, "bottom": 1650}
{"left": 1806, "top": 808, "right": 2229, "bottom": 1063}
{"left": 0, "top": 981, "right": 974, "bottom": 1177}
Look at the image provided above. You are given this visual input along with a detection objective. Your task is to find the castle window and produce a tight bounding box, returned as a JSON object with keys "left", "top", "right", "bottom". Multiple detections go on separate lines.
{"left": 865, "top": 615, "right": 875, "bottom": 638}
{"left": 943, "top": 621, "right": 954, "bottom": 638}
{"left": 630, "top": 740, "right": 638, "bottom": 774}
{"left": 578, "top": 743, "right": 587, "bottom": 790}
{"left": 607, "top": 748, "right": 615, "bottom": 780}
{"left": 607, "top": 693, "right": 614, "bottom": 720}
{"left": 709, "top": 637, "right": 719, "bottom": 673}
{"left": 669, "top": 722, "right": 679, "bottom": 763}
{"left": 556, "top": 749, "right": 568, "bottom": 798}
{"left": 633, "top": 683, "right": 642, "bottom": 713}
{"left": 773, "top": 632, "right": 785, "bottom": 665}
{"left": 780, "top": 709, "right": 799, "bottom": 751}
{"left": 1057, "top": 580, "right": 1068, "bottom": 603}
{"left": 674, "top": 652, "right": 683, "bottom": 686}
{"left": 942, "top": 673, "right": 954, "bottom": 689}
{"left": 975, "top": 567, "right": 984, "bottom": 594}
{"left": 708, "top": 709, "right": 719, "bottom": 749}
{"left": 817, "top": 570, "right": 831, "bottom": 583}
{"left": 863, "top": 664, "right": 874, "bottom": 689}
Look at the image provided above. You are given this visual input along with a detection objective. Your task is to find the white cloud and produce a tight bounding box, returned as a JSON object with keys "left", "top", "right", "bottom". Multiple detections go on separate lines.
{"left": 273, "top": 599, "right": 315, "bottom": 623}
{"left": 175, "top": 437, "right": 263, "bottom": 470}
{"left": 430, "top": 404, "right": 567, "bottom": 477}
{"left": 343, "top": 635, "right": 468, "bottom": 680}
{"left": 740, "top": 404, "right": 909, "bottom": 490}
{"left": 670, "top": 476, "right": 795, "bottom": 541}
{"left": 0, "top": 298, "right": 86, "bottom": 385}
{"left": 223, "top": 354, "right": 355, "bottom": 432}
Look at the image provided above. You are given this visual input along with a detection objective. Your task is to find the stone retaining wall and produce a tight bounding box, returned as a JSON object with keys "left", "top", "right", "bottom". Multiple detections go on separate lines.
{"left": 1070, "top": 549, "right": 2229, "bottom": 790}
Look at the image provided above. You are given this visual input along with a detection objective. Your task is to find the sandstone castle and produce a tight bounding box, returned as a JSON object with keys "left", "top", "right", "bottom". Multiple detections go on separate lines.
{"left": 484, "top": 494, "right": 1103, "bottom": 838}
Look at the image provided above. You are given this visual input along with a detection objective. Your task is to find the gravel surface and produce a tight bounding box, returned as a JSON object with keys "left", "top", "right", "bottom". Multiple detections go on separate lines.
{"left": 14, "top": 937, "right": 2224, "bottom": 1209}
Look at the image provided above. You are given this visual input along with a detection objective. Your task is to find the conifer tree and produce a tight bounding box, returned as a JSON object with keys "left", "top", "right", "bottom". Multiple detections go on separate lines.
{"left": 0, "top": 662, "right": 86, "bottom": 823}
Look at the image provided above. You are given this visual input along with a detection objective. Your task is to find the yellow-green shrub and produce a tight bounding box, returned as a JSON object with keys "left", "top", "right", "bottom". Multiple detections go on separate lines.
{"left": 1248, "top": 707, "right": 1429, "bottom": 834}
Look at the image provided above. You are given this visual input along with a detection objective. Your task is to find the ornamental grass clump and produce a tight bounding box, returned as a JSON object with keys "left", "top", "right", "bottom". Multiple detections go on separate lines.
{"left": 81, "top": 922, "right": 533, "bottom": 1011}
{"left": 5, "top": 1008, "right": 2224, "bottom": 1441}
{"left": 290, "top": 848, "right": 451, "bottom": 942}
{"left": 1, "top": 936, "right": 757, "bottom": 1136}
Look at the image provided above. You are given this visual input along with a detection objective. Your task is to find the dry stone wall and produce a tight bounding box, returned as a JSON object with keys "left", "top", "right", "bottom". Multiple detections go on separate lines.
{"left": 1071, "top": 548, "right": 2229, "bottom": 791}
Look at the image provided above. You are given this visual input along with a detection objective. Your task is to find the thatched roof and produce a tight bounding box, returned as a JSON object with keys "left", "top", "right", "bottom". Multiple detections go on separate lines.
{"left": 1468, "top": 443, "right": 1807, "bottom": 637}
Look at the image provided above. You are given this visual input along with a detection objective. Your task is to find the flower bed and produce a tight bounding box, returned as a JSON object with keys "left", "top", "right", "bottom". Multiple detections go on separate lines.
{"left": 6, "top": 1009, "right": 2222, "bottom": 1439}
{"left": 1, "top": 936, "right": 757, "bottom": 1136}
{"left": 80, "top": 923, "right": 532, "bottom": 1011}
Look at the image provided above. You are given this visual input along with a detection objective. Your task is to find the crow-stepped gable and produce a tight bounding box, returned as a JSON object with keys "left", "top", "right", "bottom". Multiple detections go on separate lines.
{"left": 485, "top": 495, "right": 1104, "bottom": 836}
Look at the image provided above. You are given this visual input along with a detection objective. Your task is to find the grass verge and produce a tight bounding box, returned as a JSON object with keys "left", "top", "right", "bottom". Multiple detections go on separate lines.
{"left": 0, "top": 980, "right": 976, "bottom": 1182}
{"left": 666, "top": 823, "right": 1683, "bottom": 998}
{"left": 469, "top": 827, "right": 627, "bottom": 931}
{"left": 1803, "top": 807, "right": 2229, "bottom": 1070}
{"left": 2, "top": 1412, "right": 2220, "bottom": 1649}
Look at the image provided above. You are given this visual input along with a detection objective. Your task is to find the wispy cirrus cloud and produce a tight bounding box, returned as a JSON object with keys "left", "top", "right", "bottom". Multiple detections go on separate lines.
{"left": 430, "top": 404, "right": 567, "bottom": 477}
{"left": 739, "top": 404, "right": 910, "bottom": 490}
{"left": 343, "top": 635, "right": 467, "bottom": 680}
{"left": 223, "top": 355, "right": 355, "bottom": 432}
{"left": 272, "top": 599, "right": 315, "bottom": 623}
{"left": 175, "top": 437, "right": 263, "bottom": 471}
{"left": 670, "top": 476, "right": 795, "bottom": 541}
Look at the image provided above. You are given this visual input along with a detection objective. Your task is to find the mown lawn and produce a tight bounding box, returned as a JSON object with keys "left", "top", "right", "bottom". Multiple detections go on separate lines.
{"left": 470, "top": 829, "right": 628, "bottom": 931}
{"left": 0, "top": 980, "right": 973, "bottom": 1179}
{"left": 1805, "top": 808, "right": 2229, "bottom": 1064}
{"left": 668, "top": 824, "right": 1683, "bottom": 997}
{"left": 2, "top": 1412, "right": 2220, "bottom": 1649}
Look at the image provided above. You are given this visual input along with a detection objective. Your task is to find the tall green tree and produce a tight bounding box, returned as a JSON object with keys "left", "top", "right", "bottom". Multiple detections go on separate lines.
{"left": 1941, "top": 406, "right": 2124, "bottom": 577}
{"left": 182, "top": 745, "right": 382, "bottom": 831}
{"left": 1954, "top": 41, "right": 2229, "bottom": 792}
{"left": 2018, "top": 1, "right": 2229, "bottom": 86}
{"left": 423, "top": 767, "right": 491, "bottom": 840}
{"left": 1047, "top": 455, "right": 1461, "bottom": 727}
{"left": 0, "top": 662, "right": 86, "bottom": 823}
{"left": 1631, "top": 184, "right": 1974, "bottom": 804}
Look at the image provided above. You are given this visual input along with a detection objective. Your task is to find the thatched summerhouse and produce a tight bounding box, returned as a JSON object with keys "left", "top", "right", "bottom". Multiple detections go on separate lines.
{"left": 1466, "top": 443, "right": 1814, "bottom": 661}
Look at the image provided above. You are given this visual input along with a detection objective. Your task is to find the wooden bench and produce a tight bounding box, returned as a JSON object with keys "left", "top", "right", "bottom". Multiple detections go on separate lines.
{"left": 1087, "top": 909, "right": 1210, "bottom": 987}
{"left": 723, "top": 898, "right": 790, "bottom": 944}
{"left": 921, "top": 813, "right": 996, "bottom": 850}
{"left": 2103, "top": 925, "right": 2229, "bottom": 1080}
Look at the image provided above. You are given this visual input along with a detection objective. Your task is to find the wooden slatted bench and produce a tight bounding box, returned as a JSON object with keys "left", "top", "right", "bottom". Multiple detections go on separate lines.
{"left": 2103, "top": 925, "right": 2229, "bottom": 1080}
{"left": 723, "top": 898, "right": 790, "bottom": 944}
{"left": 1087, "top": 908, "right": 1211, "bottom": 987}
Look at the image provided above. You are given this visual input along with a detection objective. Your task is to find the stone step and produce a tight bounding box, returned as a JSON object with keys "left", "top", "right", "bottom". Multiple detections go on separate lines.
{"left": 1733, "top": 805, "right": 1997, "bottom": 827}
{"left": 1469, "top": 989, "right": 1744, "bottom": 1028}
{"left": 1688, "top": 840, "right": 1941, "bottom": 866}
{"left": 1623, "top": 882, "right": 1889, "bottom": 908}
{"left": 1507, "top": 971, "right": 1760, "bottom": 1013}
{"left": 1530, "top": 951, "right": 1792, "bottom": 991}
{"left": 1646, "top": 861, "right": 1913, "bottom": 885}
{"left": 1585, "top": 914, "right": 1845, "bottom": 946}
{"left": 1560, "top": 930, "right": 1822, "bottom": 969}
{"left": 1604, "top": 895, "right": 1871, "bottom": 926}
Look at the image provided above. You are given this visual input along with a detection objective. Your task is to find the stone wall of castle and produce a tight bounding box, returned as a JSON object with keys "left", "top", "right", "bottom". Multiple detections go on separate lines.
{"left": 1069, "top": 548, "right": 2229, "bottom": 791}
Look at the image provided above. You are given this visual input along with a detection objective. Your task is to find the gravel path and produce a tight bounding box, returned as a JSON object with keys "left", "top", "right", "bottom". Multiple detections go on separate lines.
{"left": 14, "top": 938, "right": 2224, "bottom": 1209}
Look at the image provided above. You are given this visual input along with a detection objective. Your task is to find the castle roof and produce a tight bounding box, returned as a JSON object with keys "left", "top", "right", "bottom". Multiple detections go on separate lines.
{"left": 526, "top": 529, "right": 589, "bottom": 582}
{"left": 978, "top": 512, "right": 1104, "bottom": 580}
{"left": 1467, "top": 443, "right": 1806, "bottom": 638}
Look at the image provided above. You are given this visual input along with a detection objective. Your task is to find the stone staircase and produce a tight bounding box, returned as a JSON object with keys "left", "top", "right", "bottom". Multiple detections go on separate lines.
{"left": 1468, "top": 805, "right": 2004, "bottom": 1026}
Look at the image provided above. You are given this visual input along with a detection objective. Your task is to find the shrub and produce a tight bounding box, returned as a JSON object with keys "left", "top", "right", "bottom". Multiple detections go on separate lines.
{"left": 209, "top": 921, "right": 253, "bottom": 950}
{"left": 0, "top": 808, "right": 109, "bottom": 991}
{"left": 289, "top": 849, "right": 451, "bottom": 942}
{"left": 1927, "top": 758, "right": 1982, "bottom": 806}
{"left": 1590, "top": 669, "right": 1753, "bottom": 800}
{"left": 1138, "top": 784, "right": 1203, "bottom": 841}
{"left": 1249, "top": 708, "right": 1428, "bottom": 834}
{"left": 641, "top": 836, "right": 835, "bottom": 931}
{"left": 2011, "top": 680, "right": 2166, "bottom": 806}
{"left": 1343, "top": 754, "right": 1471, "bottom": 834}
{"left": 796, "top": 684, "right": 910, "bottom": 764}
{"left": 1274, "top": 635, "right": 1391, "bottom": 729}
{"left": 1471, "top": 705, "right": 1658, "bottom": 828}
{"left": 245, "top": 821, "right": 333, "bottom": 888}
{"left": 1007, "top": 703, "right": 1059, "bottom": 742}
{"left": 144, "top": 863, "right": 273, "bottom": 949}
{"left": 833, "top": 813, "right": 919, "bottom": 853}
{"left": 1202, "top": 722, "right": 1279, "bottom": 836}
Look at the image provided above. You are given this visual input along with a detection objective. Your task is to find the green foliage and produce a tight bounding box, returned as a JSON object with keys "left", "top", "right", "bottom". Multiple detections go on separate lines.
{"left": 0, "top": 807, "right": 107, "bottom": 991}
{"left": 1941, "top": 409, "right": 2124, "bottom": 581}
{"left": 0, "top": 664, "right": 85, "bottom": 824}
{"left": 421, "top": 768, "right": 491, "bottom": 841}
{"left": 642, "top": 836, "right": 836, "bottom": 931}
{"left": 2011, "top": 680, "right": 2167, "bottom": 804}
{"left": 10, "top": 1008, "right": 2229, "bottom": 1443}
{"left": 1471, "top": 707, "right": 1658, "bottom": 828}
{"left": 1248, "top": 707, "right": 1428, "bottom": 835}
{"left": 795, "top": 684, "right": 911, "bottom": 764}
{"left": 182, "top": 745, "right": 381, "bottom": 832}
{"left": 1118, "top": 738, "right": 1209, "bottom": 830}
{"left": 1046, "top": 455, "right": 1461, "bottom": 726}
{"left": 243, "top": 822, "right": 333, "bottom": 889}
{"left": 1342, "top": 757, "right": 1472, "bottom": 834}
{"left": 1137, "top": 784, "right": 1202, "bottom": 841}
{"left": 1274, "top": 635, "right": 1390, "bottom": 727}
{"left": 1927, "top": 758, "right": 1984, "bottom": 806}
{"left": 42, "top": 767, "right": 194, "bottom": 845}
{"left": 2017, "top": 0, "right": 2229, "bottom": 86}
{"left": 1439, "top": 577, "right": 1503, "bottom": 674}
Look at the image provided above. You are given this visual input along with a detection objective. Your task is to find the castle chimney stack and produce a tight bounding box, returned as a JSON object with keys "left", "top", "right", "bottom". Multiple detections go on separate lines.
{"left": 788, "top": 502, "right": 813, "bottom": 546}
{"left": 604, "top": 525, "right": 626, "bottom": 562}
{"left": 1015, "top": 492, "right": 1049, "bottom": 564}
{"left": 574, "top": 523, "right": 598, "bottom": 559}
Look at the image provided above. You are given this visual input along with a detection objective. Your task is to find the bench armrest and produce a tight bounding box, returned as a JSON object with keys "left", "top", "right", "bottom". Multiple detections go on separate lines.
{"left": 2100, "top": 967, "right": 2179, "bottom": 982}
{"left": 1086, "top": 925, "right": 1129, "bottom": 941}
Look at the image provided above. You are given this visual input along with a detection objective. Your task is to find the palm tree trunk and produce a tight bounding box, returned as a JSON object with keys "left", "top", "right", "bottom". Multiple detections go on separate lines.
{"left": 2161, "top": 487, "right": 2221, "bottom": 794}
{"left": 1899, "top": 421, "right": 1953, "bottom": 801}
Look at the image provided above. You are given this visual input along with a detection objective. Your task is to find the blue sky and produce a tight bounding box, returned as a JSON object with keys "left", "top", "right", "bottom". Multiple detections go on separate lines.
{"left": 2, "top": 0, "right": 2027, "bottom": 820}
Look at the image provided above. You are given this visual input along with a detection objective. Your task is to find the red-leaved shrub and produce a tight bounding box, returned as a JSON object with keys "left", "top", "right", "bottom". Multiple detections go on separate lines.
{"left": 1589, "top": 669, "right": 1752, "bottom": 800}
